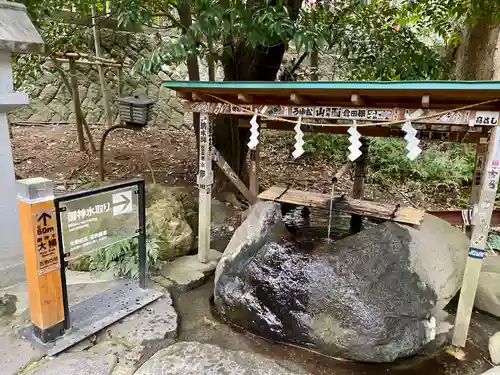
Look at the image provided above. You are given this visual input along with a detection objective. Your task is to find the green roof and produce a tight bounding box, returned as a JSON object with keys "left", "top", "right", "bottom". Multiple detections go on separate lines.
{"left": 164, "top": 80, "right": 500, "bottom": 90}
{"left": 164, "top": 80, "right": 500, "bottom": 110}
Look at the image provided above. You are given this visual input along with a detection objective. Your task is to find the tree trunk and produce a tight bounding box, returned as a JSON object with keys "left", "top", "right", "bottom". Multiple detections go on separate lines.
{"left": 213, "top": 0, "right": 301, "bottom": 195}
{"left": 177, "top": 0, "right": 201, "bottom": 153}
{"left": 452, "top": 16, "right": 500, "bottom": 80}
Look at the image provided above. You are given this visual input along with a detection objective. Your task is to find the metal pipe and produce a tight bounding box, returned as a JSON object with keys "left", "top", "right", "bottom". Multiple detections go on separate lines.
{"left": 99, "top": 124, "right": 136, "bottom": 181}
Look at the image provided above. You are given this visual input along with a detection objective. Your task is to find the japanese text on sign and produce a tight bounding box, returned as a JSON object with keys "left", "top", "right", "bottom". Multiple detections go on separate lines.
{"left": 58, "top": 186, "right": 139, "bottom": 257}
{"left": 34, "top": 210, "right": 60, "bottom": 275}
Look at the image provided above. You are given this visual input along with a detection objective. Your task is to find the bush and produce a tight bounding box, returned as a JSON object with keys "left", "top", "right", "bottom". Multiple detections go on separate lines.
{"left": 89, "top": 235, "right": 160, "bottom": 279}
{"left": 304, "top": 134, "right": 475, "bottom": 187}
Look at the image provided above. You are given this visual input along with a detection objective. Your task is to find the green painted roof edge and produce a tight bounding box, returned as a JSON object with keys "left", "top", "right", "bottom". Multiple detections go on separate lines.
{"left": 163, "top": 80, "right": 500, "bottom": 90}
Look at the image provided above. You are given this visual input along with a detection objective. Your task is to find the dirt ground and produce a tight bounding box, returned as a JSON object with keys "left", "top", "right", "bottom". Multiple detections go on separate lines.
{"left": 11, "top": 123, "right": 464, "bottom": 210}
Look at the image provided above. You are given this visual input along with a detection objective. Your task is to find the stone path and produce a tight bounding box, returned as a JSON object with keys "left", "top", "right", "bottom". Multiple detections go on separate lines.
{"left": 134, "top": 341, "right": 311, "bottom": 375}
{"left": 1, "top": 259, "right": 500, "bottom": 375}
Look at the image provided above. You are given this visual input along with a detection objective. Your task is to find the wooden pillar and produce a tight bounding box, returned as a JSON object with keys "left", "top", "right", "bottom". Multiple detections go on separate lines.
{"left": 91, "top": 4, "right": 113, "bottom": 126}
{"left": 68, "top": 57, "right": 85, "bottom": 151}
{"left": 350, "top": 137, "right": 369, "bottom": 233}
{"left": 467, "top": 138, "right": 489, "bottom": 235}
{"left": 17, "top": 178, "right": 65, "bottom": 342}
{"left": 197, "top": 113, "right": 213, "bottom": 263}
{"left": 452, "top": 127, "right": 500, "bottom": 348}
{"left": 249, "top": 143, "right": 261, "bottom": 197}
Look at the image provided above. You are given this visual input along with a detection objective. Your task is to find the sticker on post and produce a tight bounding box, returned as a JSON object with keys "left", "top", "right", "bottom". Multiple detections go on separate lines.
{"left": 34, "top": 210, "right": 60, "bottom": 275}
{"left": 468, "top": 247, "right": 485, "bottom": 259}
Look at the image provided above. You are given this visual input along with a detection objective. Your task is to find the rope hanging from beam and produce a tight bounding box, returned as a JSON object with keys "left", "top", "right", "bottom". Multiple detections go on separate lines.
{"left": 204, "top": 93, "right": 500, "bottom": 129}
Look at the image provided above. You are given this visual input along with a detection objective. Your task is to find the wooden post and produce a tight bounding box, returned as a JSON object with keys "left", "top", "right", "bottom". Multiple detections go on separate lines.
{"left": 197, "top": 114, "right": 213, "bottom": 263}
{"left": 91, "top": 4, "right": 113, "bottom": 126}
{"left": 350, "top": 137, "right": 369, "bottom": 233}
{"left": 249, "top": 143, "right": 261, "bottom": 197}
{"left": 17, "top": 178, "right": 65, "bottom": 343}
{"left": 452, "top": 126, "right": 500, "bottom": 348}
{"left": 68, "top": 57, "right": 85, "bottom": 151}
{"left": 117, "top": 67, "right": 123, "bottom": 97}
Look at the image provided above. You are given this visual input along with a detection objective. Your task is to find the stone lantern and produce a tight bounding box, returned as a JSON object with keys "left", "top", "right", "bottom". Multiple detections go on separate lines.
{"left": 0, "top": 1, "right": 44, "bottom": 286}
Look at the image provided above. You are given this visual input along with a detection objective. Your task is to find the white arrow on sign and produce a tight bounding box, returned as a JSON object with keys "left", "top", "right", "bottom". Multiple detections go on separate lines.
{"left": 112, "top": 190, "right": 133, "bottom": 216}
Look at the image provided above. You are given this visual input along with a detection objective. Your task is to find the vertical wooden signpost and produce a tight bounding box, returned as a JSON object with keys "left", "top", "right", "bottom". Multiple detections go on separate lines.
{"left": 197, "top": 114, "right": 213, "bottom": 263}
{"left": 18, "top": 178, "right": 65, "bottom": 342}
{"left": 453, "top": 126, "right": 500, "bottom": 349}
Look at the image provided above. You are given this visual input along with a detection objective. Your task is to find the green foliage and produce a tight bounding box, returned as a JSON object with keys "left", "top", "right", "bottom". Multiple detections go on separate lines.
{"left": 328, "top": 1, "right": 447, "bottom": 80}
{"left": 89, "top": 235, "right": 160, "bottom": 279}
{"left": 304, "top": 134, "right": 475, "bottom": 186}
{"left": 487, "top": 231, "right": 500, "bottom": 252}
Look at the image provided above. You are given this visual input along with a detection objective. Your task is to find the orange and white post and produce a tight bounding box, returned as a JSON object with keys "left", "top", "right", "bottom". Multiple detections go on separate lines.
{"left": 17, "top": 177, "right": 65, "bottom": 342}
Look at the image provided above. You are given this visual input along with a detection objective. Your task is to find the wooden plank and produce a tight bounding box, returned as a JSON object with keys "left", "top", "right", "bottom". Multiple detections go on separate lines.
{"left": 258, "top": 186, "right": 425, "bottom": 225}
{"left": 186, "top": 102, "right": 499, "bottom": 127}
{"left": 452, "top": 127, "right": 500, "bottom": 348}
{"left": 213, "top": 148, "right": 256, "bottom": 204}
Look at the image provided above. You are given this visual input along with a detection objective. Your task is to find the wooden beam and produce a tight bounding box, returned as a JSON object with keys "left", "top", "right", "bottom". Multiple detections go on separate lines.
{"left": 351, "top": 93, "right": 365, "bottom": 106}
{"left": 214, "top": 149, "right": 256, "bottom": 204}
{"left": 290, "top": 93, "right": 310, "bottom": 105}
{"left": 249, "top": 144, "right": 261, "bottom": 197}
{"left": 258, "top": 186, "right": 424, "bottom": 225}
{"left": 332, "top": 162, "right": 353, "bottom": 183}
{"left": 192, "top": 91, "right": 212, "bottom": 102}
{"left": 54, "top": 58, "right": 126, "bottom": 68}
{"left": 176, "top": 91, "right": 192, "bottom": 101}
{"left": 68, "top": 58, "right": 85, "bottom": 151}
{"left": 422, "top": 95, "right": 430, "bottom": 108}
{"left": 92, "top": 5, "right": 113, "bottom": 127}
{"left": 351, "top": 138, "right": 369, "bottom": 233}
{"left": 238, "top": 93, "right": 253, "bottom": 103}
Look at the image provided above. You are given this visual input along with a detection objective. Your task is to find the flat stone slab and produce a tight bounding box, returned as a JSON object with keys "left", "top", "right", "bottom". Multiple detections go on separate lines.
{"left": 0, "top": 332, "right": 43, "bottom": 374}
{"left": 134, "top": 341, "right": 311, "bottom": 375}
{"left": 159, "top": 250, "right": 221, "bottom": 291}
{"left": 25, "top": 352, "right": 115, "bottom": 375}
{"left": 107, "top": 290, "right": 177, "bottom": 346}
{"left": 482, "top": 368, "right": 500, "bottom": 375}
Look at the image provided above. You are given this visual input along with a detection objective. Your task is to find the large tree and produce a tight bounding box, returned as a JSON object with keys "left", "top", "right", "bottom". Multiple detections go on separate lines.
{"left": 17, "top": 0, "right": 450, "bottom": 198}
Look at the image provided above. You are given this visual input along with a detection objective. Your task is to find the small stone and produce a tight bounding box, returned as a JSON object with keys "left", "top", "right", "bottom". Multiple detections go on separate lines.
{"left": 151, "top": 276, "right": 174, "bottom": 290}
{"left": 490, "top": 332, "right": 500, "bottom": 365}
{"left": 38, "top": 84, "right": 60, "bottom": 104}
{"left": 160, "top": 250, "right": 221, "bottom": 292}
{"left": 107, "top": 291, "right": 178, "bottom": 347}
{"left": 0, "top": 294, "right": 17, "bottom": 316}
{"left": 25, "top": 352, "right": 116, "bottom": 375}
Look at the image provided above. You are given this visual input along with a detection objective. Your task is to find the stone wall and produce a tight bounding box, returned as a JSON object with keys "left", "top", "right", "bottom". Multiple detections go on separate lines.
{"left": 9, "top": 29, "right": 220, "bottom": 128}
{"left": 9, "top": 28, "right": 330, "bottom": 128}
